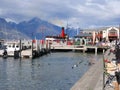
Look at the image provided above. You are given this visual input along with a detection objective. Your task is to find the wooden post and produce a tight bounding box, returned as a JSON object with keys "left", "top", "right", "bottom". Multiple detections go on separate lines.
{"left": 95, "top": 47, "right": 97, "bottom": 55}
{"left": 48, "top": 41, "right": 51, "bottom": 50}
{"left": 19, "top": 39, "right": 21, "bottom": 58}
{"left": 83, "top": 46, "right": 86, "bottom": 53}
{"left": 103, "top": 49, "right": 105, "bottom": 90}
{"left": 36, "top": 39, "right": 37, "bottom": 51}
{"left": 31, "top": 40, "right": 33, "bottom": 58}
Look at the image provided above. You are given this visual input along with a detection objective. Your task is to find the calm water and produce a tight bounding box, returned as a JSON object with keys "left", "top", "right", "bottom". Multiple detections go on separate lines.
{"left": 0, "top": 52, "right": 103, "bottom": 90}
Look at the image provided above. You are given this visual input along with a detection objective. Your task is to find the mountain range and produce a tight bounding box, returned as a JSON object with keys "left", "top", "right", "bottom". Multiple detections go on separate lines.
{"left": 0, "top": 17, "right": 77, "bottom": 40}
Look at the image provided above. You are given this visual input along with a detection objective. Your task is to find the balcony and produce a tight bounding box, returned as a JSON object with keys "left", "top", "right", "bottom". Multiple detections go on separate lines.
{"left": 108, "top": 33, "right": 118, "bottom": 37}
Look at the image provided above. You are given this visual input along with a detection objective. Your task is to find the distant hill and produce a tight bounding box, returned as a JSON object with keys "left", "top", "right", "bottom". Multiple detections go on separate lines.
{"left": 16, "top": 17, "right": 62, "bottom": 39}
{"left": 0, "top": 18, "right": 29, "bottom": 40}
{"left": 0, "top": 17, "right": 77, "bottom": 40}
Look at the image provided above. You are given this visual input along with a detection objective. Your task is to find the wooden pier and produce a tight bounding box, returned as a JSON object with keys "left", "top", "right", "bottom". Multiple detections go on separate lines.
{"left": 0, "top": 39, "right": 50, "bottom": 59}
{"left": 51, "top": 44, "right": 108, "bottom": 53}
{"left": 21, "top": 49, "right": 32, "bottom": 58}
{"left": 0, "top": 39, "right": 109, "bottom": 58}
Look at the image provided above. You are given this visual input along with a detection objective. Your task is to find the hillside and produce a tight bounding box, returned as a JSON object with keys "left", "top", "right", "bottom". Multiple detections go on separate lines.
{"left": 16, "top": 17, "right": 62, "bottom": 39}
{"left": 0, "top": 17, "right": 77, "bottom": 40}
{"left": 0, "top": 18, "right": 29, "bottom": 40}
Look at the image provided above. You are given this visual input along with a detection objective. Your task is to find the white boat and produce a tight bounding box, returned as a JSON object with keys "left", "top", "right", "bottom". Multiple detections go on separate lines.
{"left": 4, "top": 41, "right": 20, "bottom": 51}
{"left": 3, "top": 41, "right": 20, "bottom": 56}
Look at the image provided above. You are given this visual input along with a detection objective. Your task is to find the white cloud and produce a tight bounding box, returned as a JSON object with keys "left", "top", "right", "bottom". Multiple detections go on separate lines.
{"left": 86, "top": 0, "right": 120, "bottom": 19}
{"left": 0, "top": 9, "right": 2, "bottom": 15}
{"left": 0, "top": 0, "right": 120, "bottom": 28}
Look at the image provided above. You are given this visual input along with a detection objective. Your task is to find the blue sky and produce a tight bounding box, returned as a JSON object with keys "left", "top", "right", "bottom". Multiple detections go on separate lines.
{"left": 0, "top": 0, "right": 120, "bottom": 28}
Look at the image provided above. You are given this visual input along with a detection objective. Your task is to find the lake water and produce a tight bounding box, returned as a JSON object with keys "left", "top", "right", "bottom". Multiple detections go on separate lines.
{"left": 0, "top": 52, "right": 103, "bottom": 90}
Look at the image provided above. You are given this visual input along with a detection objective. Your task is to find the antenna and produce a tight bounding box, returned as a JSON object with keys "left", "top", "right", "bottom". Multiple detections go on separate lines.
{"left": 66, "top": 20, "right": 68, "bottom": 35}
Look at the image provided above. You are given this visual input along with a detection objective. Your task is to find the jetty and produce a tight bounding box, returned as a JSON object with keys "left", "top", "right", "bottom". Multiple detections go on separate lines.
{"left": 51, "top": 44, "right": 108, "bottom": 53}
{"left": 0, "top": 39, "right": 50, "bottom": 58}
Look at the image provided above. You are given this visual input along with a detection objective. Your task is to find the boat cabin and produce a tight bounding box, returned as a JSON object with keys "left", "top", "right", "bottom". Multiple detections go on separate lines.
{"left": 4, "top": 41, "right": 20, "bottom": 51}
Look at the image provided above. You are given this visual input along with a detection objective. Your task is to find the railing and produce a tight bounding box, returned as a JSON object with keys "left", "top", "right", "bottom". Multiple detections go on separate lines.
{"left": 108, "top": 33, "right": 118, "bottom": 36}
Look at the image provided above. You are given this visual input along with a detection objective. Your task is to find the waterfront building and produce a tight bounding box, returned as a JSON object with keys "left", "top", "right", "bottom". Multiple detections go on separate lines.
{"left": 79, "top": 27, "right": 119, "bottom": 43}
{"left": 102, "top": 27, "right": 119, "bottom": 42}
{"left": 74, "top": 33, "right": 93, "bottom": 45}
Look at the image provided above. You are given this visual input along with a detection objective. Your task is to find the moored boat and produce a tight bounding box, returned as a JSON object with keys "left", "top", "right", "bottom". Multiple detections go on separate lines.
{"left": 1, "top": 41, "right": 20, "bottom": 57}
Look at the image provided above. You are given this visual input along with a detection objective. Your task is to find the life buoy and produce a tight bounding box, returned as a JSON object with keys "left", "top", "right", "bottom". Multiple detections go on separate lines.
{"left": 2, "top": 50, "right": 8, "bottom": 59}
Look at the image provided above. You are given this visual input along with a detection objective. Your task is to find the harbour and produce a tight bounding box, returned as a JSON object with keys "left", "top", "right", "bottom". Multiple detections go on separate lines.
{"left": 0, "top": 38, "right": 107, "bottom": 59}
{"left": 0, "top": 52, "right": 103, "bottom": 90}
{"left": 0, "top": 39, "right": 51, "bottom": 58}
{"left": 0, "top": 0, "right": 120, "bottom": 89}
{"left": 0, "top": 25, "right": 119, "bottom": 90}
{"left": 1, "top": 26, "right": 117, "bottom": 59}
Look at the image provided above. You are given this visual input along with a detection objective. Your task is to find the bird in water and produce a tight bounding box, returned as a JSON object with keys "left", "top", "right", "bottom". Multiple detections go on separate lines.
{"left": 72, "top": 64, "right": 78, "bottom": 69}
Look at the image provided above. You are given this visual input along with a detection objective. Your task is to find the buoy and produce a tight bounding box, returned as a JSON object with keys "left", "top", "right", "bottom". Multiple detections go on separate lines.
{"left": 73, "top": 64, "right": 78, "bottom": 67}
{"left": 2, "top": 50, "right": 8, "bottom": 59}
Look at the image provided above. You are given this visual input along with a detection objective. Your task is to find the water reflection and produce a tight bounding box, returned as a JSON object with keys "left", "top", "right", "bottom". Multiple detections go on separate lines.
{"left": 0, "top": 59, "right": 8, "bottom": 90}
{"left": 0, "top": 52, "right": 102, "bottom": 90}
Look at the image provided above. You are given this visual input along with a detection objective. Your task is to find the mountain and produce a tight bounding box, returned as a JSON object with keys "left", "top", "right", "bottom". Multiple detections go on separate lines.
{"left": 0, "top": 18, "right": 29, "bottom": 40}
{"left": 17, "top": 17, "right": 62, "bottom": 39}
{"left": 0, "top": 17, "right": 77, "bottom": 40}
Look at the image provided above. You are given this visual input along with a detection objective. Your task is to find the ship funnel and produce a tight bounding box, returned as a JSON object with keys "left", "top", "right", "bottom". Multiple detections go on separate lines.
{"left": 61, "top": 27, "right": 65, "bottom": 38}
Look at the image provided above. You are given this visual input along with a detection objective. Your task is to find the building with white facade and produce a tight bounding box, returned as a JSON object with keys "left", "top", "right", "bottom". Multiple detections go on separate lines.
{"left": 80, "top": 26, "right": 119, "bottom": 42}
{"left": 102, "top": 27, "right": 119, "bottom": 41}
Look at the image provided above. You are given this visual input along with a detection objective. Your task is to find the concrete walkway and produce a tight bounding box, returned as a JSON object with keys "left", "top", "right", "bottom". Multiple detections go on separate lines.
{"left": 71, "top": 49, "right": 115, "bottom": 90}
{"left": 70, "top": 58, "right": 103, "bottom": 90}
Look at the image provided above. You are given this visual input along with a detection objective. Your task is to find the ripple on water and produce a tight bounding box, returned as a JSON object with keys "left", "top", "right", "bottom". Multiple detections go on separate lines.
{"left": 0, "top": 52, "right": 102, "bottom": 90}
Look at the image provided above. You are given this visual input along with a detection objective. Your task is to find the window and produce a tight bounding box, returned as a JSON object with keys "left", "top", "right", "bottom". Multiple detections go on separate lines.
{"left": 109, "top": 29, "right": 117, "bottom": 35}
{"left": 16, "top": 46, "right": 19, "bottom": 48}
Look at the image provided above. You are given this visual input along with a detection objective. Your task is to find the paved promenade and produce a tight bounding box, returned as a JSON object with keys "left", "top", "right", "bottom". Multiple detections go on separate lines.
{"left": 71, "top": 57, "right": 103, "bottom": 90}
{"left": 71, "top": 49, "right": 115, "bottom": 90}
